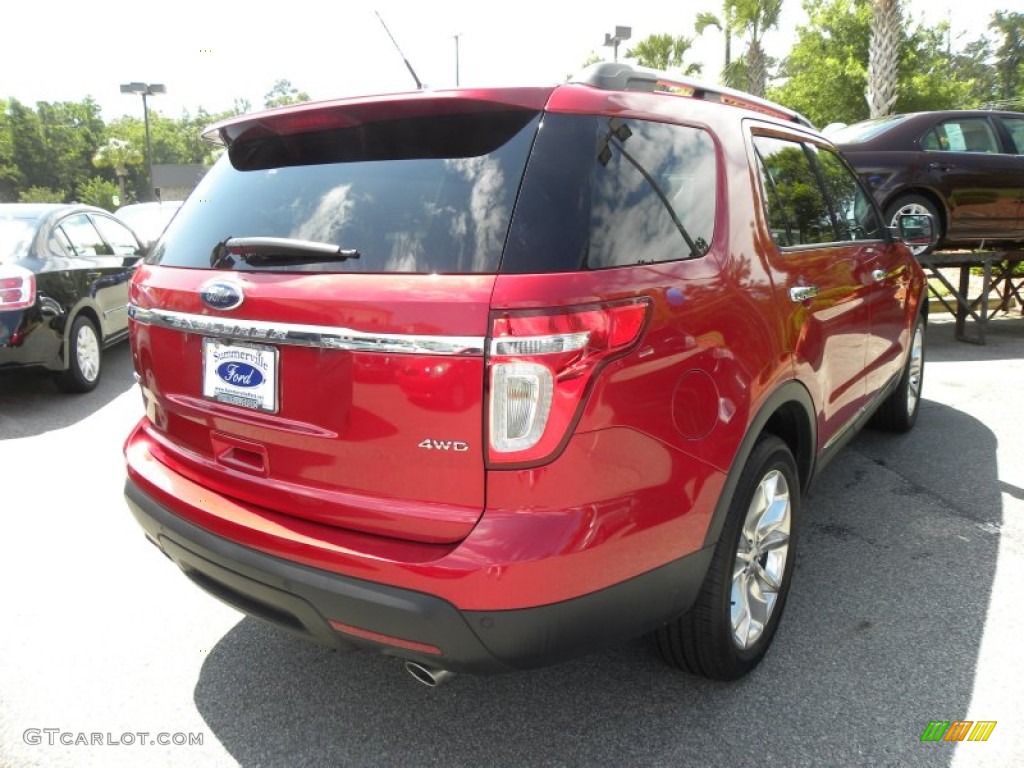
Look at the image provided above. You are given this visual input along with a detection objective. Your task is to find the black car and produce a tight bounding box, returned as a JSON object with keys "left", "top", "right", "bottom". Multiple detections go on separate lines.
{"left": 0, "top": 203, "right": 143, "bottom": 392}
{"left": 831, "top": 110, "right": 1024, "bottom": 253}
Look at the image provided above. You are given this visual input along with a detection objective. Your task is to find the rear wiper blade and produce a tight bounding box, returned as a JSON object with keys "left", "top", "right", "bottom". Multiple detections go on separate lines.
{"left": 216, "top": 236, "right": 361, "bottom": 267}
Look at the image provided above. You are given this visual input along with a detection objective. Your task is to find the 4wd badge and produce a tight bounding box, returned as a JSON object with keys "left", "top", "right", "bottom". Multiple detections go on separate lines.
{"left": 418, "top": 438, "right": 469, "bottom": 452}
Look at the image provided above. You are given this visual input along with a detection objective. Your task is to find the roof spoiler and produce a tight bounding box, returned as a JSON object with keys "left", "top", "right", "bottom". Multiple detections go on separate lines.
{"left": 569, "top": 62, "right": 816, "bottom": 130}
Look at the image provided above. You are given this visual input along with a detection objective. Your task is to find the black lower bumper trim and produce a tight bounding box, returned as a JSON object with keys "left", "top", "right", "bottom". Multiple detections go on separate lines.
{"left": 125, "top": 478, "right": 713, "bottom": 674}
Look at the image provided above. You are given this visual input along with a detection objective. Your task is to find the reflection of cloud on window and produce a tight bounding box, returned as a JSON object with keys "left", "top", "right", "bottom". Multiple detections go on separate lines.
{"left": 446, "top": 157, "right": 507, "bottom": 273}
{"left": 450, "top": 211, "right": 468, "bottom": 241}
{"left": 385, "top": 232, "right": 424, "bottom": 272}
{"left": 589, "top": 121, "right": 716, "bottom": 267}
{"left": 291, "top": 184, "right": 356, "bottom": 243}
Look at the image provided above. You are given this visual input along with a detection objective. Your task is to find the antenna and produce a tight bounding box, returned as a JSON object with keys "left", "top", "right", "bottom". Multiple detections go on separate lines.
{"left": 375, "top": 10, "right": 424, "bottom": 90}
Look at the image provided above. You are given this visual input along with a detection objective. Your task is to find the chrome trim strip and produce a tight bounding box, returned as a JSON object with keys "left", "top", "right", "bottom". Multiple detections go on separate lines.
{"left": 129, "top": 306, "right": 485, "bottom": 356}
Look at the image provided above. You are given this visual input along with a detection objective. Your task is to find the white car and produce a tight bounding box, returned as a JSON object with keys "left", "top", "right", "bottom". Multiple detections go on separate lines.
{"left": 115, "top": 201, "right": 183, "bottom": 251}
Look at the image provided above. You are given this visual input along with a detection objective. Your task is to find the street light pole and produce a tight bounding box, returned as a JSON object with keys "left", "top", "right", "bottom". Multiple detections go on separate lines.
{"left": 454, "top": 34, "right": 461, "bottom": 87}
{"left": 120, "top": 82, "right": 166, "bottom": 202}
{"left": 603, "top": 26, "right": 632, "bottom": 62}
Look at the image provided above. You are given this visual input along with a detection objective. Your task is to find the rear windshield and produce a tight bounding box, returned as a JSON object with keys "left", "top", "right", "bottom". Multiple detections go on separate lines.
{"left": 151, "top": 110, "right": 540, "bottom": 274}
{"left": 829, "top": 114, "right": 909, "bottom": 144}
{"left": 0, "top": 217, "right": 38, "bottom": 264}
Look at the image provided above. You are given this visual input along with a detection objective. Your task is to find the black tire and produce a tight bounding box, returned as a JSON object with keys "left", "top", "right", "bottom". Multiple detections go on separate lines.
{"left": 870, "top": 315, "right": 925, "bottom": 433}
{"left": 54, "top": 315, "right": 102, "bottom": 393}
{"left": 657, "top": 435, "right": 799, "bottom": 680}
{"left": 885, "top": 194, "right": 941, "bottom": 256}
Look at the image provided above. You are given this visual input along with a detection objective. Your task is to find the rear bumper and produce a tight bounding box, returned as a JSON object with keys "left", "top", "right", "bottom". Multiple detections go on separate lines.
{"left": 125, "top": 477, "right": 714, "bottom": 673}
{"left": 0, "top": 309, "right": 62, "bottom": 371}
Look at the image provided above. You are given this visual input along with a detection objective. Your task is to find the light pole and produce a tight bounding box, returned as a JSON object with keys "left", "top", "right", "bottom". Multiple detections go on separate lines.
{"left": 120, "top": 82, "right": 165, "bottom": 201}
{"left": 454, "top": 33, "right": 461, "bottom": 86}
{"left": 603, "top": 26, "right": 632, "bottom": 62}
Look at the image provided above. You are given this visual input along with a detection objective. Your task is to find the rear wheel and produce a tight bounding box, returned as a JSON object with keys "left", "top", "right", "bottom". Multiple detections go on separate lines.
{"left": 885, "top": 194, "right": 941, "bottom": 256}
{"left": 657, "top": 435, "right": 799, "bottom": 679}
{"left": 871, "top": 315, "right": 925, "bottom": 433}
{"left": 54, "top": 315, "right": 101, "bottom": 393}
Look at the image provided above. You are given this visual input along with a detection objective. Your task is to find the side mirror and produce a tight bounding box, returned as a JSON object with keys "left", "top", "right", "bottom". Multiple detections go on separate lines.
{"left": 896, "top": 212, "right": 937, "bottom": 250}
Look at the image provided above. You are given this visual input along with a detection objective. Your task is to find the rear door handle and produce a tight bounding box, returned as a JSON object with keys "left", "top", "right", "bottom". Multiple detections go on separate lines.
{"left": 928, "top": 162, "right": 954, "bottom": 172}
{"left": 789, "top": 286, "right": 819, "bottom": 303}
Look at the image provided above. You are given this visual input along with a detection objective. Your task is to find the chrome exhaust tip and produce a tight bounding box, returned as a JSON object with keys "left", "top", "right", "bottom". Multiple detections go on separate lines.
{"left": 404, "top": 661, "right": 455, "bottom": 687}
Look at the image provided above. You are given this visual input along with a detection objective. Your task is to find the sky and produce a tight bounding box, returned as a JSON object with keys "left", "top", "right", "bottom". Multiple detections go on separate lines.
{"left": 0, "top": 0, "right": 1012, "bottom": 122}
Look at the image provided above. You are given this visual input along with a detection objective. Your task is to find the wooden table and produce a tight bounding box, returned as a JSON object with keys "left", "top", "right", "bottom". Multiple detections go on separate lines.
{"left": 916, "top": 249, "right": 1024, "bottom": 344}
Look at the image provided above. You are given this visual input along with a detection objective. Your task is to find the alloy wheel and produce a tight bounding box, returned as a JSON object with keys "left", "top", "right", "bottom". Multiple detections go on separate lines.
{"left": 731, "top": 469, "right": 792, "bottom": 649}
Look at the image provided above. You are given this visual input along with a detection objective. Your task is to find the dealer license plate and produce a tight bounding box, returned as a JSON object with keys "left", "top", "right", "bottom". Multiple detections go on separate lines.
{"left": 202, "top": 339, "right": 279, "bottom": 412}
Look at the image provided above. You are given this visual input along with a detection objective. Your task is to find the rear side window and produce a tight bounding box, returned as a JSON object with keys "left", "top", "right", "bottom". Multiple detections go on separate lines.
{"left": 0, "top": 218, "right": 37, "bottom": 263}
{"left": 921, "top": 118, "right": 999, "bottom": 153}
{"left": 1000, "top": 116, "right": 1024, "bottom": 154}
{"left": 58, "top": 214, "right": 111, "bottom": 256}
{"left": 151, "top": 110, "right": 540, "bottom": 274}
{"left": 501, "top": 115, "right": 716, "bottom": 273}
{"left": 92, "top": 214, "right": 141, "bottom": 256}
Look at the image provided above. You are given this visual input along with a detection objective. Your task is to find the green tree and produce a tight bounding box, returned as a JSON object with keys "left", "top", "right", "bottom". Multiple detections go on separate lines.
{"left": 733, "top": 0, "right": 784, "bottom": 97}
{"left": 76, "top": 177, "right": 120, "bottom": 210}
{"left": 626, "top": 33, "right": 703, "bottom": 75}
{"left": 696, "top": 3, "right": 746, "bottom": 88}
{"left": 899, "top": 22, "right": 979, "bottom": 112}
{"left": 263, "top": 80, "right": 310, "bottom": 109}
{"left": 36, "top": 99, "right": 105, "bottom": 196}
{"left": 696, "top": 0, "right": 782, "bottom": 95}
{"left": 93, "top": 138, "right": 143, "bottom": 202}
{"left": 19, "top": 186, "right": 65, "bottom": 203}
{"left": 990, "top": 11, "right": 1023, "bottom": 104}
{"left": 0, "top": 99, "right": 18, "bottom": 201}
{"left": 6, "top": 100, "right": 48, "bottom": 194}
{"left": 770, "top": 0, "right": 992, "bottom": 128}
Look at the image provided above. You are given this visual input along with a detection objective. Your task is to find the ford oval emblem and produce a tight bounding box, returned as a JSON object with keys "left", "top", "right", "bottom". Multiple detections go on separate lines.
{"left": 216, "top": 362, "right": 264, "bottom": 387}
{"left": 200, "top": 280, "right": 244, "bottom": 311}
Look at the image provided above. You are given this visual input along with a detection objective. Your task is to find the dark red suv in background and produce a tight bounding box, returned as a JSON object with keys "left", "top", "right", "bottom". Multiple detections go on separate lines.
{"left": 124, "top": 63, "right": 928, "bottom": 685}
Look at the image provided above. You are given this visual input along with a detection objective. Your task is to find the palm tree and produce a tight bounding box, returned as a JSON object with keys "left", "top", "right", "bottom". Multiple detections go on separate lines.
{"left": 695, "top": 3, "right": 740, "bottom": 87}
{"left": 626, "top": 33, "right": 703, "bottom": 75}
{"left": 733, "top": 0, "right": 783, "bottom": 98}
{"left": 695, "top": 0, "right": 781, "bottom": 97}
{"left": 93, "top": 138, "right": 143, "bottom": 203}
{"left": 868, "top": 0, "right": 902, "bottom": 117}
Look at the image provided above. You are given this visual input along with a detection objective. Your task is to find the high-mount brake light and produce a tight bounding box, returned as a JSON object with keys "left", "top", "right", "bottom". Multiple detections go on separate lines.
{"left": 487, "top": 298, "right": 650, "bottom": 465}
{"left": 0, "top": 266, "right": 36, "bottom": 311}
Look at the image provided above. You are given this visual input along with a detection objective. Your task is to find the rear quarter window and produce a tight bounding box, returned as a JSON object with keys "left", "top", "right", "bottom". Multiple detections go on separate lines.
{"left": 501, "top": 115, "right": 716, "bottom": 273}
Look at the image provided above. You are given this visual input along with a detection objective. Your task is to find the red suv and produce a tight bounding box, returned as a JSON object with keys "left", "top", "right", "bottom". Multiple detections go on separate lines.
{"left": 123, "top": 63, "right": 928, "bottom": 685}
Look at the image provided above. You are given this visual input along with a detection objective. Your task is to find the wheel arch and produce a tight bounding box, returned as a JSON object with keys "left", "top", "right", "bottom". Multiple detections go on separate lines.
{"left": 59, "top": 303, "right": 103, "bottom": 368}
{"left": 702, "top": 380, "right": 816, "bottom": 548}
{"left": 883, "top": 188, "right": 948, "bottom": 236}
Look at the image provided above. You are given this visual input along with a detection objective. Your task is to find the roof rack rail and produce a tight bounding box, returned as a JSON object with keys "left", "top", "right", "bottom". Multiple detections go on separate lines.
{"left": 570, "top": 62, "right": 816, "bottom": 130}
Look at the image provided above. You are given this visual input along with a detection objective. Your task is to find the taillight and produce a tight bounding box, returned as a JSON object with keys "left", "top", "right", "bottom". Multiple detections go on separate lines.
{"left": 0, "top": 266, "right": 36, "bottom": 311}
{"left": 487, "top": 298, "right": 651, "bottom": 466}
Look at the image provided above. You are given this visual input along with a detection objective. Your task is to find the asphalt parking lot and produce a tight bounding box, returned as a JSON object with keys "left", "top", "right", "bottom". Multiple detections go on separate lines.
{"left": 0, "top": 313, "right": 1021, "bottom": 767}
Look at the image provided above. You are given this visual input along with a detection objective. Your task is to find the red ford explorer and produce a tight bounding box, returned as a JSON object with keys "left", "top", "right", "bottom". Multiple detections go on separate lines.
{"left": 124, "top": 63, "right": 929, "bottom": 685}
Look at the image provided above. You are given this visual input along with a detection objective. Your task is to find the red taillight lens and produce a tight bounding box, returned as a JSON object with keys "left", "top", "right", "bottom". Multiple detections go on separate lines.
{"left": 0, "top": 267, "right": 36, "bottom": 310}
{"left": 487, "top": 298, "right": 651, "bottom": 466}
